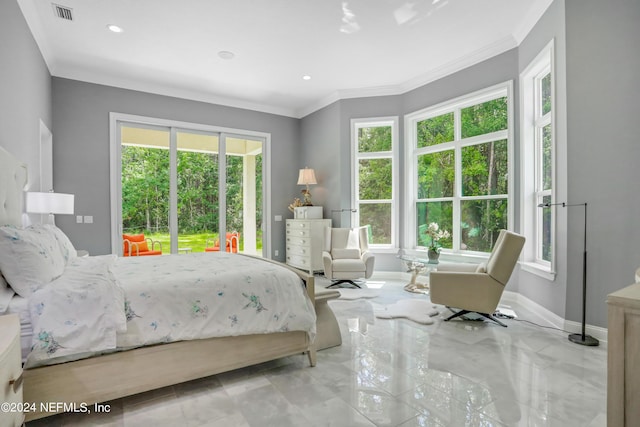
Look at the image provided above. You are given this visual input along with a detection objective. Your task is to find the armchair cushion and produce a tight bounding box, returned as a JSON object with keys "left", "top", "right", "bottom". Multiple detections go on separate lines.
{"left": 331, "top": 248, "right": 361, "bottom": 259}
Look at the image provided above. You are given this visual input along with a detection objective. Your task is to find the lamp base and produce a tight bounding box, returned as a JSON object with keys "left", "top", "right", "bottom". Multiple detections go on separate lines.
{"left": 568, "top": 333, "right": 599, "bottom": 346}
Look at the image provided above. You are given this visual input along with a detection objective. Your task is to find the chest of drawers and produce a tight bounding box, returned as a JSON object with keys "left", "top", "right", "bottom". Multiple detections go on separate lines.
{"left": 0, "top": 314, "right": 24, "bottom": 427}
{"left": 286, "top": 219, "right": 331, "bottom": 274}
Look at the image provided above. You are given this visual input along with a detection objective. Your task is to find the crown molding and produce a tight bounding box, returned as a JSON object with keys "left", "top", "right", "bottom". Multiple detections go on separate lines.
{"left": 297, "top": 35, "right": 519, "bottom": 118}
{"left": 54, "top": 65, "right": 299, "bottom": 118}
{"left": 512, "top": 0, "right": 555, "bottom": 44}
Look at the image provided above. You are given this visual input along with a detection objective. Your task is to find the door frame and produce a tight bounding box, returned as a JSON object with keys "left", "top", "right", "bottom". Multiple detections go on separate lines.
{"left": 109, "top": 112, "right": 271, "bottom": 257}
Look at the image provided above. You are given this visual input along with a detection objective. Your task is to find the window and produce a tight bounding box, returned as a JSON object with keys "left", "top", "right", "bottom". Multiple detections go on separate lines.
{"left": 351, "top": 117, "right": 399, "bottom": 250}
{"left": 521, "top": 41, "right": 555, "bottom": 276}
{"left": 406, "top": 83, "right": 513, "bottom": 255}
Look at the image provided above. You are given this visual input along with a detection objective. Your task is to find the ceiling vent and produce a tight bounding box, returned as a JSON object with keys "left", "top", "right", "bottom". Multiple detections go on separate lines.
{"left": 52, "top": 4, "right": 73, "bottom": 21}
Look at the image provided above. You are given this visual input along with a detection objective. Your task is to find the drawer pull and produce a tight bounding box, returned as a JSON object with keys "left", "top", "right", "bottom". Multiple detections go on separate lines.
{"left": 9, "top": 372, "right": 23, "bottom": 393}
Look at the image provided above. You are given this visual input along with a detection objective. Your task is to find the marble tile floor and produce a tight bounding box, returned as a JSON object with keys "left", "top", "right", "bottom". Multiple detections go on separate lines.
{"left": 27, "top": 277, "right": 607, "bottom": 427}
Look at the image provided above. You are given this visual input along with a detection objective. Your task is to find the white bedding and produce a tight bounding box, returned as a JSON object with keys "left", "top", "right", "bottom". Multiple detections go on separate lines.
{"left": 25, "top": 252, "right": 316, "bottom": 368}
{"left": 6, "top": 294, "right": 32, "bottom": 361}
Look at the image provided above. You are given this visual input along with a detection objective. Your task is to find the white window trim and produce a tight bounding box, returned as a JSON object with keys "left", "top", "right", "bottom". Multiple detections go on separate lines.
{"left": 519, "top": 40, "right": 556, "bottom": 279}
{"left": 350, "top": 117, "right": 399, "bottom": 251}
{"left": 404, "top": 81, "right": 514, "bottom": 259}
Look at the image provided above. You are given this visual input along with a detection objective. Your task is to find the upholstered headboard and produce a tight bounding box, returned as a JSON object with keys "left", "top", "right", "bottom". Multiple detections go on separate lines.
{"left": 0, "top": 146, "right": 28, "bottom": 226}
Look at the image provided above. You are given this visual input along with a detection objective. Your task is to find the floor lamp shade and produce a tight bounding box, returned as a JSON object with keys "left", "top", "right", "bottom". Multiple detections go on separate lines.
{"left": 26, "top": 192, "right": 75, "bottom": 215}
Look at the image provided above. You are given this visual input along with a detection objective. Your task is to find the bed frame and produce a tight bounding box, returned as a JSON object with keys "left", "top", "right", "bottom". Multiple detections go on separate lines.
{"left": 0, "top": 146, "right": 316, "bottom": 421}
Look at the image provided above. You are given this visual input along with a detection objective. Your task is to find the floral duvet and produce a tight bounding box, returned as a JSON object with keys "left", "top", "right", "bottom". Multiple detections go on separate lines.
{"left": 26, "top": 253, "right": 316, "bottom": 368}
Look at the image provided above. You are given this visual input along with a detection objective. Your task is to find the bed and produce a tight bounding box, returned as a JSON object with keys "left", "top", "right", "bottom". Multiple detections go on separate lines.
{"left": 0, "top": 146, "right": 317, "bottom": 421}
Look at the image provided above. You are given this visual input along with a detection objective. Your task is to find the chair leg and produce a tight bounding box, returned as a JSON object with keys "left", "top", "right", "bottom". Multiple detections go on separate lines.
{"left": 443, "top": 309, "right": 471, "bottom": 322}
{"left": 478, "top": 312, "right": 508, "bottom": 327}
{"left": 327, "top": 280, "right": 361, "bottom": 289}
{"left": 444, "top": 309, "right": 508, "bottom": 327}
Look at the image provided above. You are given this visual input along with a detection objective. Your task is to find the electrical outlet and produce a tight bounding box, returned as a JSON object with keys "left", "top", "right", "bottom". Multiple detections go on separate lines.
{"left": 275, "top": 250, "right": 279, "bottom": 257}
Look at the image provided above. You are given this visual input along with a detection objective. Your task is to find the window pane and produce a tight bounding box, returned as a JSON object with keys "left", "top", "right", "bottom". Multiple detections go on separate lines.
{"left": 461, "top": 97, "right": 508, "bottom": 138}
{"left": 177, "top": 131, "right": 220, "bottom": 253}
{"left": 542, "top": 125, "right": 552, "bottom": 191}
{"left": 360, "top": 203, "right": 391, "bottom": 244}
{"left": 359, "top": 158, "right": 392, "bottom": 200}
{"left": 460, "top": 199, "right": 508, "bottom": 252}
{"left": 358, "top": 126, "right": 391, "bottom": 152}
{"left": 122, "top": 144, "right": 170, "bottom": 252}
{"left": 417, "top": 113, "right": 454, "bottom": 148}
{"left": 540, "top": 195, "right": 552, "bottom": 262}
{"left": 461, "top": 140, "right": 508, "bottom": 196}
{"left": 541, "top": 73, "right": 551, "bottom": 115}
{"left": 416, "top": 201, "right": 453, "bottom": 249}
{"left": 417, "top": 150, "right": 454, "bottom": 198}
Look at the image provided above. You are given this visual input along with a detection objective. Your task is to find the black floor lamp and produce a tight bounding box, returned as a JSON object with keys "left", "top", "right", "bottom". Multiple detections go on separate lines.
{"left": 538, "top": 201, "right": 599, "bottom": 346}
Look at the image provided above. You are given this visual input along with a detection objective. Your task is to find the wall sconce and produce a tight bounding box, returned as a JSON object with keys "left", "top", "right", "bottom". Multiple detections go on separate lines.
{"left": 297, "top": 167, "right": 317, "bottom": 206}
{"left": 26, "top": 191, "right": 75, "bottom": 224}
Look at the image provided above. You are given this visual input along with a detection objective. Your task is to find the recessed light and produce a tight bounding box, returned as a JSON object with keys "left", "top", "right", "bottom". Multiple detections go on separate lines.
{"left": 302, "top": 75, "right": 311, "bottom": 81}
{"left": 107, "top": 24, "right": 124, "bottom": 33}
{"left": 218, "top": 51, "right": 235, "bottom": 60}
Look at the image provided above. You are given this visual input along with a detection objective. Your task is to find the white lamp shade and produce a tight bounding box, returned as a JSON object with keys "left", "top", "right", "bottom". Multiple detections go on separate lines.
{"left": 26, "top": 192, "right": 75, "bottom": 215}
{"left": 297, "top": 168, "right": 317, "bottom": 186}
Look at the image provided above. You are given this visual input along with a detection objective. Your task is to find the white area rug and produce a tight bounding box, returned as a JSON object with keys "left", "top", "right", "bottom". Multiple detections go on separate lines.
{"left": 335, "top": 288, "right": 381, "bottom": 300}
{"left": 374, "top": 299, "right": 439, "bottom": 325}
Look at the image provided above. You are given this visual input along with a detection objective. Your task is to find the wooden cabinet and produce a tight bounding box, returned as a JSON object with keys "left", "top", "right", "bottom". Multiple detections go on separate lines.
{"left": 607, "top": 283, "right": 640, "bottom": 427}
{"left": 0, "top": 315, "right": 24, "bottom": 427}
{"left": 286, "top": 219, "right": 331, "bottom": 274}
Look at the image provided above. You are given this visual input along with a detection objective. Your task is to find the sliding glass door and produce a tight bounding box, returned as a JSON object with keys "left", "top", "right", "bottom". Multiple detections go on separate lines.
{"left": 176, "top": 129, "right": 220, "bottom": 253}
{"left": 113, "top": 117, "right": 267, "bottom": 256}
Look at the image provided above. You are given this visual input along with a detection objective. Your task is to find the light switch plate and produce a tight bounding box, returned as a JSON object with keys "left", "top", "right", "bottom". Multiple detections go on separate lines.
{"left": 76, "top": 215, "right": 83, "bottom": 223}
{"left": 84, "top": 215, "right": 93, "bottom": 224}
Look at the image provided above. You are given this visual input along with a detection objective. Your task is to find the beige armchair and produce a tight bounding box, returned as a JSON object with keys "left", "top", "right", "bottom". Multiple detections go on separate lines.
{"left": 430, "top": 229, "right": 525, "bottom": 327}
{"left": 322, "top": 226, "right": 375, "bottom": 288}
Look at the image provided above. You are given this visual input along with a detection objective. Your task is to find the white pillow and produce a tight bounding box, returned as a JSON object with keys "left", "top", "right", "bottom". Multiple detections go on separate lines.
{"left": 346, "top": 228, "right": 360, "bottom": 250}
{"left": 44, "top": 224, "right": 77, "bottom": 262}
{"left": 0, "top": 225, "right": 66, "bottom": 298}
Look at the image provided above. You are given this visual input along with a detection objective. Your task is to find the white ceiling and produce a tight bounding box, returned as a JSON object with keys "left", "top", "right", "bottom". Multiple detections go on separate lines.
{"left": 18, "top": 0, "right": 552, "bottom": 118}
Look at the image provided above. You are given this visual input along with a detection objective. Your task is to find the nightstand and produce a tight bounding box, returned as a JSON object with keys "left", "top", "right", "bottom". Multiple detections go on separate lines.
{"left": 0, "top": 314, "right": 24, "bottom": 427}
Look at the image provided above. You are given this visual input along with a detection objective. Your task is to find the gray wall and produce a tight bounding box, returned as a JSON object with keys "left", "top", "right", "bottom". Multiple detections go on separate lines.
{"left": 0, "top": 0, "right": 52, "bottom": 190}
{"left": 517, "top": 0, "right": 569, "bottom": 319}
{"left": 563, "top": 0, "right": 640, "bottom": 327}
{"left": 52, "top": 78, "right": 301, "bottom": 260}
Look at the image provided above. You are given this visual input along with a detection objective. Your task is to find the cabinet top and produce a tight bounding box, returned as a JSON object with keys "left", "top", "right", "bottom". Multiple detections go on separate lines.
{"left": 608, "top": 283, "right": 640, "bottom": 309}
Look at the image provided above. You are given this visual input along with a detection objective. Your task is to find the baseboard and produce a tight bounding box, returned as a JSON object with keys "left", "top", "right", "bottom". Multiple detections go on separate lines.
{"left": 502, "top": 291, "right": 608, "bottom": 344}
{"left": 375, "top": 271, "right": 608, "bottom": 344}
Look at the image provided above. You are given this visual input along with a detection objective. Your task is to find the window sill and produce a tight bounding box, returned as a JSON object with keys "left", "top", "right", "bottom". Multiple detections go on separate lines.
{"left": 520, "top": 261, "right": 556, "bottom": 281}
